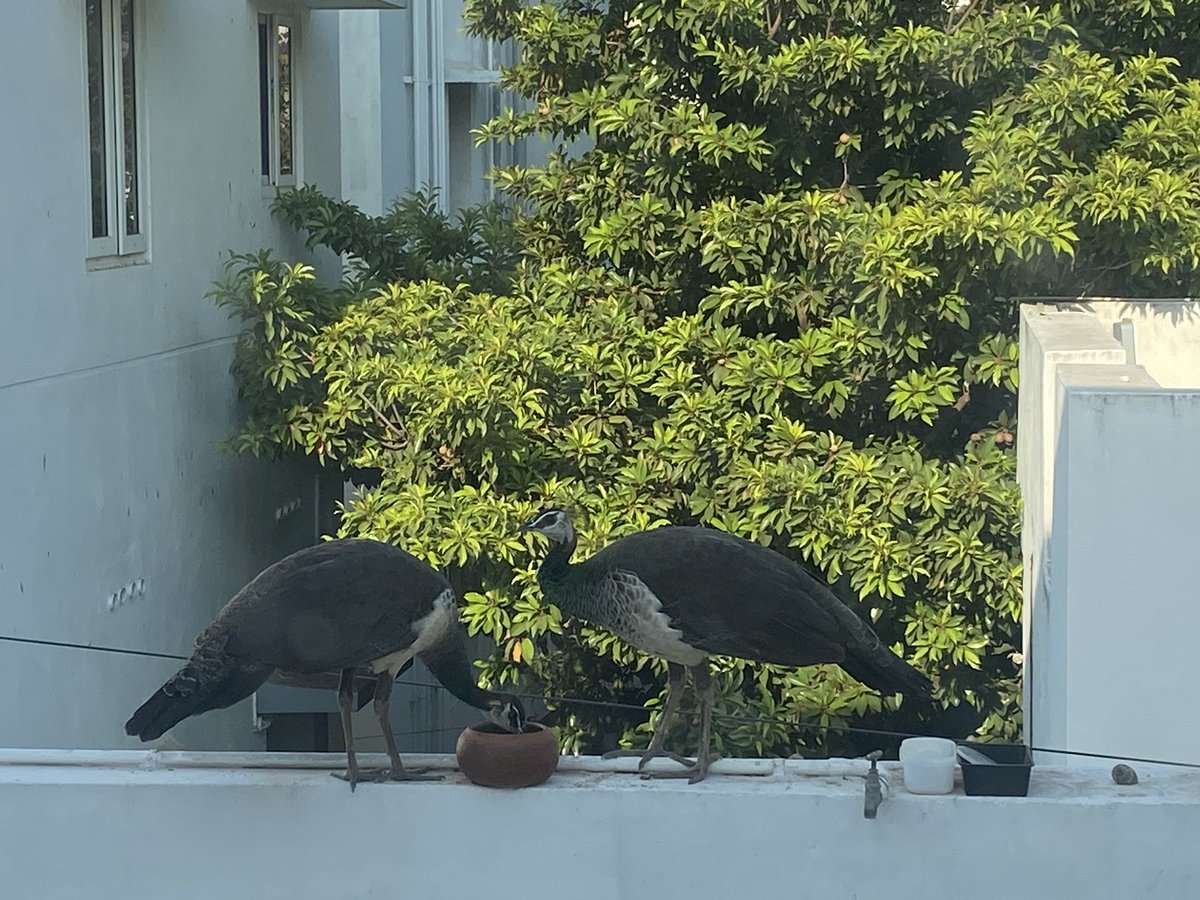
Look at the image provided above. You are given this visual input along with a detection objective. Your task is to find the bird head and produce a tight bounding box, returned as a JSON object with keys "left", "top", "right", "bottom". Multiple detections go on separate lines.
{"left": 518, "top": 508, "right": 575, "bottom": 545}
{"left": 486, "top": 694, "right": 527, "bottom": 733}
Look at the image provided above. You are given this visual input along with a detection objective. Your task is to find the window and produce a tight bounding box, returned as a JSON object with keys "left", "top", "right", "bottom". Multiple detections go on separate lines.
{"left": 259, "top": 15, "right": 296, "bottom": 187}
{"left": 85, "top": 0, "right": 145, "bottom": 258}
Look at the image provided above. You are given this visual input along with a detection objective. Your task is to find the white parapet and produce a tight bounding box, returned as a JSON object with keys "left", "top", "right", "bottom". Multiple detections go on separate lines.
{"left": 1019, "top": 301, "right": 1200, "bottom": 770}
{"left": 1, "top": 750, "right": 1198, "bottom": 899}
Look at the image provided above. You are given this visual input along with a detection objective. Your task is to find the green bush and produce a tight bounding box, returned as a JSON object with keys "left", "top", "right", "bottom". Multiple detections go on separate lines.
{"left": 216, "top": 1, "right": 1200, "bottom": 757}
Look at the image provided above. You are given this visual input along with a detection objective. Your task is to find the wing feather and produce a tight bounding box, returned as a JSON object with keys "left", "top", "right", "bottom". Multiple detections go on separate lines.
{"left": 207, "top": 539, "right": 450, "bottom": 672}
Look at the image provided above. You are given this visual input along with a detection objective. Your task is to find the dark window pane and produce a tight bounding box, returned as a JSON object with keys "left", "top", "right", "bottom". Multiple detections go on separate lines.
{"left": 120, "top": 0, "right": 139, "bottom": 236}
{"left": 86, "top": 0, "right": 108, "bottom": 239}
{"left": 276, "top": 24, "right": 293, "bottom": 177}
{"left": 258, "top": 18, "right": 271, "bottom": 178}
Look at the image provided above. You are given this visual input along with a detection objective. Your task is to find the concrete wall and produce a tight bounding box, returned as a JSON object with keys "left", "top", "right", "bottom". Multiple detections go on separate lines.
{"left": 0, "top": 1, "right": 344, "bottom": 750}
{"left": 338, "top": 3, "right": 535, "bottom": 216}
{"left": 1079, "top": 300, "right": 1200, "bottom": 389}
{"left": 1, "top": 751, "right": 1197, "bottom": 899}
{"left": 340, "top": 10, "right": 388, "bottom": 214}
{"left": 1052, "top": 373, "right": 1200, "bottom": 766}
{"left": 1017, "top": 309, "right": 1132, "bottom": 756}
{"left": 1019, "top": 302, "right": 1200, "bottom": 768}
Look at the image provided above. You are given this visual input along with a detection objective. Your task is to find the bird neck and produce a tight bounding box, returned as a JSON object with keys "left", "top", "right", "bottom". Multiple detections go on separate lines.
{"left": 539, "top": 534, "right": 598, "bottom": 619}
{"left": 538, "top": 534, "right": 577, "bottom": 585}
{"left": 419, "top": 627, "right": 493, "bottom": 712}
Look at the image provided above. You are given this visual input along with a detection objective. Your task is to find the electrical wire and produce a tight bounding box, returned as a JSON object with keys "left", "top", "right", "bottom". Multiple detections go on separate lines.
{"left": 4, "top": 632, "right": 1198, "bottom": 770}
{"left": 353, "top": 724, "right": 467, "bottom": 743}
{"left": 0, "top": 633, "right": 188, "bottom": 662}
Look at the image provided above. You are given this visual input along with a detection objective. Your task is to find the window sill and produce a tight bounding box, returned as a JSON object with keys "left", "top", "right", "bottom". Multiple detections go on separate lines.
{"left": 262, "top": 182, "right": 300, "bottom": 200}
{"left": 85, "top": 253, "right": 151, "bottom": 273}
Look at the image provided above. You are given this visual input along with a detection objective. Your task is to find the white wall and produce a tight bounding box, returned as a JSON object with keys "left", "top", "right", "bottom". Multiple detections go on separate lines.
{"left": 0, "top": 1, "right": 344, "bottom": 750}
{"left": 1080, "top": 299, "right": 1200, "bottom": 389}
{"left": 1019, "top": 302, "right": 1200, "bottom": 768}
{"left": 339, "top": 2, "right": 544, "bottom": 216}
{"left": 1017, "top": 309, "right": 1135, "bottom": 757}
{"left": 1, "top": 752, "right": 1197, "bottom": 899}
{"left": 340, "top": 10, "right": 387, "bottom": 215}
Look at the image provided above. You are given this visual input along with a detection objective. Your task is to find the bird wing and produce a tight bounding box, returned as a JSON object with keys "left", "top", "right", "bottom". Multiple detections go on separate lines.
{"left": 209, "top": 539, "right": 451, "bottom": 672}
{"left": 588, "top": 527, "right": 866, "bottom": 666}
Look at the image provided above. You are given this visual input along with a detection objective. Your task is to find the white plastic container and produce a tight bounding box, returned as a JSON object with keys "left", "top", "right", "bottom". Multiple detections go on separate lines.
{"left": 899, "top": 737, "right": 957, "bottom": 795}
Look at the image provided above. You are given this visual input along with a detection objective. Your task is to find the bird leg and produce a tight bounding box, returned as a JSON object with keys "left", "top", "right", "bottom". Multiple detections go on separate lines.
{"left": 370, "top": 671, "right": 441, "bottom": 783}
{"left": 332, "top": 670, "right": 443, "bottom": 786}
{"left": 332, "top": 667, "right": 362, "bottom": 790}
{"left": 603, "top": 661, "right": 695, "bottom": 770}
{"left": 642, "top": 665, "right": 717, "bottom": 783}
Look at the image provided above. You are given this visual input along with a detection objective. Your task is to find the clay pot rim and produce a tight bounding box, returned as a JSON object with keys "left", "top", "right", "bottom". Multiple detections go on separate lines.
{"left": 463, "top": 721, "right": 552, "bottom": 736}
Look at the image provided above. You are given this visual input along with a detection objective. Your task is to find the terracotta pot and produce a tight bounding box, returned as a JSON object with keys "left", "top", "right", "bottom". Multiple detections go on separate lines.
{"left": 455, "top": 721, "right": 559, "bottom": 788}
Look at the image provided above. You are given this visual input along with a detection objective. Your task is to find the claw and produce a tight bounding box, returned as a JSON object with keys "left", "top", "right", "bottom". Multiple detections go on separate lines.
{"left": 601, "top": 749, "right": 635, "bottom": 760}
{"left": 334, "top": 767, "right": 444, "bottom": 785}
{"left": 639, "top": 754, "right": 718, "bottom": 783}
{"left": 602, "top": 749, "right": 696, "bottom": 770}
{"left": 391, "top": 771, "right": 445, "bottom": 782}
{"left": 641, "top": 750, "right": 696, "bottom": 769}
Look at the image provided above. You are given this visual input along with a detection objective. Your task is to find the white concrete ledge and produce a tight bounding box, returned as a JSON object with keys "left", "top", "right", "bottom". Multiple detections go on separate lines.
{"left": 2, "top": 751, "right": 1198, "bottom": 899}
{"left": 0, "top": 747, "right": 779, "bottom": 777}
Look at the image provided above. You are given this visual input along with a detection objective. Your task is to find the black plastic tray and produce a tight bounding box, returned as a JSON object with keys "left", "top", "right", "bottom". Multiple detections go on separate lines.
{"left": 959, "top": 742, "right": 1033, "bottom": 796}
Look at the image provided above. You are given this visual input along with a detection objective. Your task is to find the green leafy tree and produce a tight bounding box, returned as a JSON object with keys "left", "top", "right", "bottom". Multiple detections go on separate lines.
{"left": 215, "top": 1, "right": 1200, "bottom": 757}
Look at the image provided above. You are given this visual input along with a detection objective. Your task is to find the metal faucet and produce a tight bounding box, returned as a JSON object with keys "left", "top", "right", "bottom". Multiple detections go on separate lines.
{"left": 863, "top": 750, "right": 884, "bottom": 819}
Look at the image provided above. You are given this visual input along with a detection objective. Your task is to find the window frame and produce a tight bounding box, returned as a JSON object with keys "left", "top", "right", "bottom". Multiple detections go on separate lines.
{"left": 259, "top": 13, "right": 298, "bottom": 189}
{"left": 83, "top": 0, "right": 148, "bottom": 261}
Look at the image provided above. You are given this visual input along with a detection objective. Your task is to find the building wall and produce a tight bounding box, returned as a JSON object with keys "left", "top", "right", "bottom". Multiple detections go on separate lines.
{"left": 1019, "top": 302, "right": 1200, "bottom": 768}
{"left": 1052, "top": 371, "right": 1200, "bottom": 767}
{"left": 340, "top": 9, "right": 388, "bottom": 214}
{"left": 1016, "top": 308, "right": 1129, "bottom": 757}
{"left": 0, "top": 0, "right": 344, "bottom": 750}
{"left": 339, "top": 2, "right": 528, "bottom": 216}
{"left": 1080, "top": 299, "right": 1200, "bottom": 389}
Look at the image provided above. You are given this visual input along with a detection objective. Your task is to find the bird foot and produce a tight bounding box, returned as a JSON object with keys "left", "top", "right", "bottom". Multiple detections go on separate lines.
{"left": 639, "top": 755, "right": 719, "bottom": 784}
{"left": 332, "top": 767, "right": 444, "bottom": 788}
{"left": 602, "top": 749, "right": 697, "bottom": 770}
{"left": 386, "top": 768, "right": 445, "bottom": 783}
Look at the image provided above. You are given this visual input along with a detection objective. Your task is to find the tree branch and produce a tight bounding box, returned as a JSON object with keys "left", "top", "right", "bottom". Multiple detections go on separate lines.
{"left": 362, "top": 394, "right": 409, "bottom": 448}
{"left": 947, "top": 0, "right": 982, "bottom": 34}
{"left": 953, "top": 382, "right": 971, "bottom": 412}
{"left": 766, "top": 6, "right": 783, "bottom": 42}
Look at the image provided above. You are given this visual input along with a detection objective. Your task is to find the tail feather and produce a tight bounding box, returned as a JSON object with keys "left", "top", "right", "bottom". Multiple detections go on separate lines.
{"left": 841, "top": 647, "right": 932, "bottom": 699}
{"left": 124, "top": 683, "right": 199, "bottom": 742}
{"left": 125, "top": 656, "right": 273, "bottom": 742}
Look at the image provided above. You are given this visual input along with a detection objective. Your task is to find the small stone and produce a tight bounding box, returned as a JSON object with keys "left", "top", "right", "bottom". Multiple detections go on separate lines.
{"left": 1112, "top": 764, "right": 1138, "bottom": 785}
